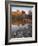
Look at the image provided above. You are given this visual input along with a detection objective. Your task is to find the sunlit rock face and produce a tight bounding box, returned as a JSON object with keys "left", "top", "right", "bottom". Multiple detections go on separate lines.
{"left": 10, "top": 24, "right": 32, "bottom": 38}
{"left": 11, "top": 10, "right": 32, "bottom": 16}
{"left": 11, "top": 10, "right": 32, "bottom": 25}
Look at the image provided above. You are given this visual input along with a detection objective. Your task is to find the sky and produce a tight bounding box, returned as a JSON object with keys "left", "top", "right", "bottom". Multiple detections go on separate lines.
{"left": 11, "top": 7, "right": 32, "bottom": 12}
